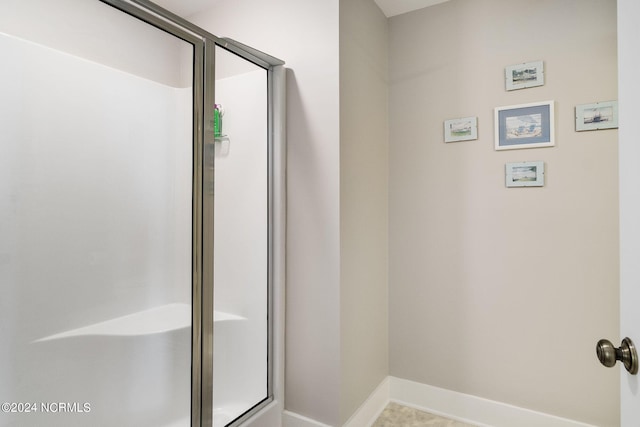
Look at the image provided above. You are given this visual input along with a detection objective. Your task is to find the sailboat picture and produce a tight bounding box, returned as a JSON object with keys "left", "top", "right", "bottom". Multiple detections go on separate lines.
{"left": 575, "top": 101, "right": 618, "bottom": 131}
{"left": 505, "top": 60, "right": 544, "bottom": 91}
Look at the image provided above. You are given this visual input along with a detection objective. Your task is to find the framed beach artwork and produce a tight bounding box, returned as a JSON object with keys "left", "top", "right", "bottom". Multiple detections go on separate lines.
{"left": 494, "top": 101, "right": 554, "bottom": 151}
{"left": 444, "top": 116, "right": 478, "bottom": 142}
{"left": 505, "top": 161, "right": 545, "bottom": 187}
{"left": 575, "top": 101, "right": 618, "bottom": 131}
{"left": 505, "top": 60, "right": 544, "bottom": 91}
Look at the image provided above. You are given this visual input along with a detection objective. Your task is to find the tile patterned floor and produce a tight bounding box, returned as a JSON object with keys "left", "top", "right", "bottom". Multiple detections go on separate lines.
{"left": 372, "top": 402, "right": 477, "bottom": 427}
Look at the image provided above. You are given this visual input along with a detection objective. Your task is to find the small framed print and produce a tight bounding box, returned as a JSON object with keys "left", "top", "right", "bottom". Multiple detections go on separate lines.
{"left": 505, "top": 60, "right": 544, "bottom": 91}
{"left": 506, "top": 161, "right": 545, "bottom": 187}
{"left": 495, "top": 101, "right": 554, "bottom": 151}
{"left": 575, "top": 101, "right": 618, "bottom": 131}
{"left": 444, "top": 116, "right": 478, "bottom": 142}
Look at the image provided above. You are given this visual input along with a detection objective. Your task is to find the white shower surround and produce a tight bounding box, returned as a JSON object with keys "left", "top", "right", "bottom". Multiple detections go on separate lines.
{"left": 0, "top": 31, "right": 193, "bottom": 426}
{"left": 0, "top": 31, "right": 275, "bottom": 427}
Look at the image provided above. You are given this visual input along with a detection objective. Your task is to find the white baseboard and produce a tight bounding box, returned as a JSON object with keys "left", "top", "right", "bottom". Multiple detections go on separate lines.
{"left": 282, "top": 376, "right": 389, "bottom": 427}
{"left": 343, "top": 376, "right": 390, "bottom": 427}
{"left": 283, "top": 376, "right": 598, "bottom": 427}
{"left": 389, "top": 376, "right": 599, "bottom": 427}
{"left": 281, "top": 377, "right": 389, "bottom": 427}
{"left": 282, "top": 410, "right": 333, "bottom": 427}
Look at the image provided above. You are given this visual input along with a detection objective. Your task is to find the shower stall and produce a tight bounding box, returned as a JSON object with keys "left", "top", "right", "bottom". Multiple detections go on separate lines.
{"left": 0, "top": 1, "right": 285, "bottom": 426}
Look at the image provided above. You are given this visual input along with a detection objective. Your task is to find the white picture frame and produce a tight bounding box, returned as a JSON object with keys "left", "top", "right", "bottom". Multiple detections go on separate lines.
{"left": 444, "top": 116, "right": 478, "bottom": 143}
{"left": 505, "top": 60, "right": 544, "bottom": 91}
{"left": 575, "top": 101, "right": 618, "bottom": 131}
{"left": 495, "top": 101, "right": 555, "bottom": 151}
{"left": 505, "top": 161, "right": 545, "bottom": 187}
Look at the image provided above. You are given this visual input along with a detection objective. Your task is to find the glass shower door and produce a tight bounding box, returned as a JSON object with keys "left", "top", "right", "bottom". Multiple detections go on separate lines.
{"left": 212, "top": 45, "right": 270, "bottom": 427}
{"left": 0, "top": 1, "right": 197, "bottom": 426}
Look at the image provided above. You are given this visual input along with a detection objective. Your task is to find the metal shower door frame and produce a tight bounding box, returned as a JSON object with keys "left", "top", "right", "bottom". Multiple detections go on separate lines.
{"left": 97, "top": 1, "right": 284, "bottom": 426}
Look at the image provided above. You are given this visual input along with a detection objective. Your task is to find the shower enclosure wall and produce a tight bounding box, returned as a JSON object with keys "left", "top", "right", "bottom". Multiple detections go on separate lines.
{"left": 0, "top": 1, "right": 285, "bottom": 426}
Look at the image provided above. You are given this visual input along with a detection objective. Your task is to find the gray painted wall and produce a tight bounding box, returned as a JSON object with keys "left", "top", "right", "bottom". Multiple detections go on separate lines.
{"left": 339, "top": 0, "right": 389, "bottom": 423}
{"left": 388, "top": 1, "right": 619, "bottom": 425}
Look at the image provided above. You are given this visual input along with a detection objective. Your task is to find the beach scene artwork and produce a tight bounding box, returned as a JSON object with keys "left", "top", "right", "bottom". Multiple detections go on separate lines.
{"left": 505, "top": 113, "right": 542, "bottom": 139}
{"left": 511, "top": 165, "right": 538, "bottom": 182}
{"left": 506, "top": 161, "right": 545, "bottom": 187}
{"left": 494, "top": 101, "right": 554, "bottom": 150}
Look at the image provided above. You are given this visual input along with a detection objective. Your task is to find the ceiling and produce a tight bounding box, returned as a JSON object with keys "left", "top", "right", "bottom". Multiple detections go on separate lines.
{"left": 373, "top": 0, "right": 450, "bottom": 17}
{"left": 152, "top": 0, "right": 451, "bottom": 19}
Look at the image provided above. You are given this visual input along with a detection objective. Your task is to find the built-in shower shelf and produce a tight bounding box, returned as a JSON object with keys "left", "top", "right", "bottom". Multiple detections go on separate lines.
{"left": 34, "top": 304, "right": 244, "bottom": 342}
{"left": 214, "top": 310, "right": 244, "bottom": 322}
